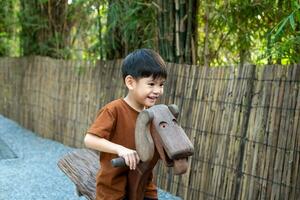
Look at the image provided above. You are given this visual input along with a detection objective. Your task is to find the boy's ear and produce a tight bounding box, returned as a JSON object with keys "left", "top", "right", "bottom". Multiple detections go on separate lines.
{"left": 124, "top": 75, "right": 136, "bottom": 90}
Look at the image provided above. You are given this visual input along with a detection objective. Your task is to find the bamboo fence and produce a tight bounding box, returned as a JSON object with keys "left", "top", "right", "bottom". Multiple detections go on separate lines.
{"left": 0, "top": 56, "right": 299, "bottom": 200}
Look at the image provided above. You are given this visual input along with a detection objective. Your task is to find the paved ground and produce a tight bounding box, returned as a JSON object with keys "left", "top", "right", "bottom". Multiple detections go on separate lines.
{"left": 0, "top": 115, "right": 181, "bottom": 200}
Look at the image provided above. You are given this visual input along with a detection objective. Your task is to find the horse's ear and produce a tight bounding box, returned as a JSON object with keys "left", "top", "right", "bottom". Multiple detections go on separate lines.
{"left": 135, "top": 110, "right": 155, "bottom": 162}
{"left": 168, "top": 104, "right": 179, "bottom": 118}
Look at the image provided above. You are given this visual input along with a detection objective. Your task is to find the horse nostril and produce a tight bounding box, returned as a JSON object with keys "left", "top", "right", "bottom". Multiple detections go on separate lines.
{"left": 159, "top": 121, "right": 168, "bottom": 128}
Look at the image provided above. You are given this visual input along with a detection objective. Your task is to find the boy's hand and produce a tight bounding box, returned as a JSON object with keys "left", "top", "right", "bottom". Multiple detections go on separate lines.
{"left": 117, "top": 147, "right": 140, "bottom": 170}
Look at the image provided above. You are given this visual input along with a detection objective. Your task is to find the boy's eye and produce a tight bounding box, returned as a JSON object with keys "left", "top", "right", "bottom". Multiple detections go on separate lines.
{"left": 148, "top": 83, "right": 155, "bottom": 86}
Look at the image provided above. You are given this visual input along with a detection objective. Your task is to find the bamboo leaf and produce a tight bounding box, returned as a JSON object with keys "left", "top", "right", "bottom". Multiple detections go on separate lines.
{"left": 295, "top": 0, "right": 300, "bottom": 9}
{"left": 274, "top": 17, "right": 289, "bottom": 40}
{"left": 289, "top": 14, "right": 295, "bottom": 30}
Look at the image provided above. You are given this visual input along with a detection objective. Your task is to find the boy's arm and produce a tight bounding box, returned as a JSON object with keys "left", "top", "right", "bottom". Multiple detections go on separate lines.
{"left": 84, "top": 133, "right": 140, "bottom": 170}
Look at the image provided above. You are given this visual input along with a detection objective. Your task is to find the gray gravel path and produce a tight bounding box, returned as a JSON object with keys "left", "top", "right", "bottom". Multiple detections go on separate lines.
{"left": 0, "top": 115, "right": 182, "bottom": 200}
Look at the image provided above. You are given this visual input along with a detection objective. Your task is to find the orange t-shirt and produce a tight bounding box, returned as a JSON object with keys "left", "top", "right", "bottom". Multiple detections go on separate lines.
{"left": 87, "top": 99, "right": 157, "bottom": 200}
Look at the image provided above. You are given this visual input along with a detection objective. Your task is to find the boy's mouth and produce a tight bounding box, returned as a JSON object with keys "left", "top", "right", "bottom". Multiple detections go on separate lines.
{"left": 147, "top": 96, "right": 158, "bottom": 101}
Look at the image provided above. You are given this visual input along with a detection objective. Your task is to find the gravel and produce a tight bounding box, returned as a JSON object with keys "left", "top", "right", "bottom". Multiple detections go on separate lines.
{"left": 0, "top": 115, "right": 182, "bottom": 200}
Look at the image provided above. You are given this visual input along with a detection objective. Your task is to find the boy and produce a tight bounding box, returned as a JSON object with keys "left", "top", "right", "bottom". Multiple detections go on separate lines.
{"left": 84, "top": 49, "right": 167, "bottom": 200}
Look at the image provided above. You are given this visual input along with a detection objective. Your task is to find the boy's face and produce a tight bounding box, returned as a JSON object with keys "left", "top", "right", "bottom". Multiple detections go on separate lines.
{"left": 131, "top": 76, "right": 165, "bottom": 108}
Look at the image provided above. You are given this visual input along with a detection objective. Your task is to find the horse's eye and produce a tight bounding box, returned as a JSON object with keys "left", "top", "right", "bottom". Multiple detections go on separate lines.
{"left": 159, "top": 121, "right": 168, "bottom": 128}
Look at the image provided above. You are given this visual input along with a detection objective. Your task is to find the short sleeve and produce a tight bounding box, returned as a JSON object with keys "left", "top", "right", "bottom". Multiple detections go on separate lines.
{"left": 87, "top": 108, "right": 116, "bottom": 139}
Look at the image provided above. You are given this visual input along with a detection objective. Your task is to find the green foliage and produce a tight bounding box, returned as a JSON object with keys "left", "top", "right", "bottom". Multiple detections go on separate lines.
{"left": 19, "top": 0, "right": 62, "bottom": 57}
{"left": 1, "top": 0, "right": 299, "bottom": 65}
{"left": 0, "top": 0, "right": 20, "bottom": 56}
{"left": 105, "top": 0, "right": 158, "bottom": 59}
{"left": 19, "top": 0, "right": 99, "bottom": 59}
{"left": 197, "top": 0, "right": 300, "bottom": 66}
{"left": 63, "top": 0, "right": 103, "bottom": 60}
{"left": 265, "top": 0, "right": 300, "bottom": 64}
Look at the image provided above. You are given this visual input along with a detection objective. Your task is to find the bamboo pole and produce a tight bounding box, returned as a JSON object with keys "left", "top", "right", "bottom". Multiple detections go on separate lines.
{"left": 168, "top": 0, "right": 175, "bottom": 62}
{"left": 174, "top": 0, "right": 180, "bottom": 60}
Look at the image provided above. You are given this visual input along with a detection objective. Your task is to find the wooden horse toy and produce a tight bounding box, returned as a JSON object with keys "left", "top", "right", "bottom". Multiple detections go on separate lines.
{"left": 58, "top": 104, "right": 194, "bottom": 200}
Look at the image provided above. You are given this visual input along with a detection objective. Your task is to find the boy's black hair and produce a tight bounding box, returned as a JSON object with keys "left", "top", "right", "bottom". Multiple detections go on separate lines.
{"left": 121, "top": 49, "right": 167, "bottom": 80}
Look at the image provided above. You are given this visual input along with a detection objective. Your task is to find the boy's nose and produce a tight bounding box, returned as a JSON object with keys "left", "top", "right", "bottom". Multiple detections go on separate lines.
{"left": 153, "top": 86, "right": 163, "bottom": 94}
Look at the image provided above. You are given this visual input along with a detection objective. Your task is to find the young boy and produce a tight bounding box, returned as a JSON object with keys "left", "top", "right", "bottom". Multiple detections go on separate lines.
{"left": 84, "top": 49, "right": 167, "bottom": 200}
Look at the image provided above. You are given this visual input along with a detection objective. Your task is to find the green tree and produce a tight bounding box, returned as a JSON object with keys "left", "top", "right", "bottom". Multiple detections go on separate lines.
{"left": 157, "top": 0, "right": 199, "bottom": 64}
{"left": 265, "top": 0, "right": 300, "bottom": 64}
{"left": 0, "top": 0, "right": 19, "bottom": 56}
{"left": 105, "top": 0, "right": 158, "bottom": 60}
{"left": 2, "top": 0, "right": 299, "bottom": 65}
{"left": 103, "top": 0, "right": 199, "bottom": 64}
{"left": 19, "top": 0, "right": 96, "bottom": 59}
{"left": 197, "top": 0, "right": 299, "bottom": 66}
{"left": 19, "top": 0, "right": 70, "bottom": 58}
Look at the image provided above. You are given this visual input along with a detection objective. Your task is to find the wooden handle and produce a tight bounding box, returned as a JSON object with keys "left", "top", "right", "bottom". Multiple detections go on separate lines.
{"left": 111, "top": 157, "right": 126, "bottom": 167}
